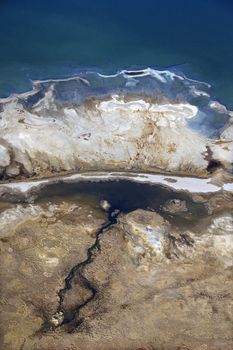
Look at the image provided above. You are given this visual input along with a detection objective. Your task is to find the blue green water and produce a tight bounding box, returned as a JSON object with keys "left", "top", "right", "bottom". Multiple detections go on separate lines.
{"left": 0, "top": 0, "right": 233, "bottom": 107}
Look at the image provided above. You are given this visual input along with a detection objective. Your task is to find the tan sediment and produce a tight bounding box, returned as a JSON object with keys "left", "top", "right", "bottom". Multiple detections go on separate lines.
{"left": 1, "top": 199, "right": 232, "bottom": 350}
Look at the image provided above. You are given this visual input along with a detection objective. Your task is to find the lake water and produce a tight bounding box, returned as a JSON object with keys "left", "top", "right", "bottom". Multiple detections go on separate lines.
{"left": 0, "top": 0, "right": 233, "bottom": 108}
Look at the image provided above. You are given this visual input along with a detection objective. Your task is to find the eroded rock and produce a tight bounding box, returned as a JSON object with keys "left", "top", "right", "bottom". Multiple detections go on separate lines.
{"left": 100, "top": 199, "right": 111, "bottom": 212}
{"left": 0, "top": 71, "right": 232, "bottom": 180}
{"left": 162, "top": 198, "right": 188, "bottom": 213}
{"left": 0, "top": 144, "right": 10, "bottom": 168}
{"left": 119, "top": 209, "right": 170, "bottom": 266}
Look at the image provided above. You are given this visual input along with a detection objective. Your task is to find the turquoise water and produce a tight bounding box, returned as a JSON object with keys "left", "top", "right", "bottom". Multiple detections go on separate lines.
{"left": 0, "top": 0, "right": 233, "bottom": 107}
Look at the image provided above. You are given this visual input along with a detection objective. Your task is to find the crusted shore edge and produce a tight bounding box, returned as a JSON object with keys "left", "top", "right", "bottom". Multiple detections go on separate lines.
{"left": 0, "top": 171, "right": 232, "bottom": 201}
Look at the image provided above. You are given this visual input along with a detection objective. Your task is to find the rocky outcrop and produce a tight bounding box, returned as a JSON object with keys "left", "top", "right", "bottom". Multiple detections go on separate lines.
{"left": 119, "top": 209, "right": 170, "bottom": 266}
{"left": 0, "top": 71, "right": 232, "bottom": 181}
{"left": 162, "top": 198, "right": 188, "bottom": 213}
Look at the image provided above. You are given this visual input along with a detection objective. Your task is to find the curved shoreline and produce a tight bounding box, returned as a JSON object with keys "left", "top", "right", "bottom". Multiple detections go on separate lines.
{"left": 0, "top": 171, "right": 232, "bottom": 198}
{"left": 0, "top": 67, "right": 210, "bottom": 103}
{"left": 0, "top": 66, "right": 232, "bottom": 181}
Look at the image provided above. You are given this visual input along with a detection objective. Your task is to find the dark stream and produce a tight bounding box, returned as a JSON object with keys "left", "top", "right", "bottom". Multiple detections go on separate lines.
{"left": 36, "top": 180, "right": 207, "bottom": 331}
{"left": 0, "top": 179, "right": 209, "bottom": 332}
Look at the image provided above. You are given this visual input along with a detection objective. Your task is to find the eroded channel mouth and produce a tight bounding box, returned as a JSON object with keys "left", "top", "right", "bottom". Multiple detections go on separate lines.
{"left": 36, "top": 180, "right": 208, "bottom": 228}
{"left": 43, "top": 206, "right": 120, "bottom": 332}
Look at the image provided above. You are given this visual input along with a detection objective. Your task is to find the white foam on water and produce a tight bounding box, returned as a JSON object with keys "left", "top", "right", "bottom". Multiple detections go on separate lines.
{"left": 97, "top": 67, "right": 185, "bottom": 83}
{"left": 0, "top": 66, "right": 214, "bottom": 107}
{"left": 97, "top": 67, "right": 212, "bottom": 89}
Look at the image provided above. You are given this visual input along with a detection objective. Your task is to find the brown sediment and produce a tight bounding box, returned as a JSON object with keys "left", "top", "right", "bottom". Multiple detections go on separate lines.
{"left": 42, "top": 207, "right": 120, "bottom": 332}
{"left": 0, "top": 180, "right": 233, "bottom": 350}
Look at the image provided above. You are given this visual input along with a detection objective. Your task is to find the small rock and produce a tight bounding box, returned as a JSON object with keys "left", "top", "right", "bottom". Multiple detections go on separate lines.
{"left": 6, "top": 163, "right": 21, "bottom": 177}
{"left": 50, "top": 311, "right": 64, "bottom": 327}
{"left": 110, "top": 208, "right": 120, "bottom": 218}
{"left": 0, "top": 144, "right": 10, "bottom": 168}
{"left": 162, "top": 199, "right": 188, "bottom": 214}
{"left": 100, "top": 199, "right": 111, "bottom": 212}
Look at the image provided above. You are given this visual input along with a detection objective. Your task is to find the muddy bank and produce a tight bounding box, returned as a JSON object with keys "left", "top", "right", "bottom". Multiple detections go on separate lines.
{"left": 0, "top": 171, "right": 233, "bottom": 206}
{"left": 0, "top": 180, "right": 233, "bottom": 350}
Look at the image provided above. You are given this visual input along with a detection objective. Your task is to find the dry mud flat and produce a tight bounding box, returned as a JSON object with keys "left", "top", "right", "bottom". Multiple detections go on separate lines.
{"left": 0, "top": 178, "right": 233, "bottom": 350}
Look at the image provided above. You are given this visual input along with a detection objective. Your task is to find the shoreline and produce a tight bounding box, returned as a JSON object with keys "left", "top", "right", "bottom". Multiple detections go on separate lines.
{"left": 0, "top": 171, "right": 232, "bottom": 197}
{"left": 0, "top": 66, "right": 211, "bottom": 103}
